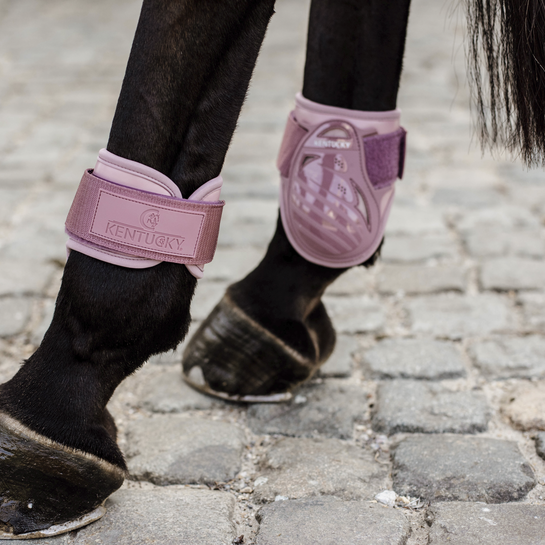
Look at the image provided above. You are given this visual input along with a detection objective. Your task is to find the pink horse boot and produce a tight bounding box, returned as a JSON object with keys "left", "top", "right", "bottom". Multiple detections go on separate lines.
{"left": 182, "top": 94, "right": 406, "bottom": 402}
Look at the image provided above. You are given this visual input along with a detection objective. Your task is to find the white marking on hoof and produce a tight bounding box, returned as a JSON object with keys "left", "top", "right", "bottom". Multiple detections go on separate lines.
{"left": 0, "top": 506, "right": 106, "bottom": 540}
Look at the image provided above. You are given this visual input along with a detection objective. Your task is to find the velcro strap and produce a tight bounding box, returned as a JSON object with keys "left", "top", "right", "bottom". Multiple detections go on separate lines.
{"left": 66, "top": 170, "right": 224, "bottom": 265}
{"left": 276, "top": 112, "right": 308, "bottom": 178}
{"left": 276, "top": 112, "right": 406, "bottom": 188}
{"left": 363, "top": 127, "right": 407, "bottom": 189}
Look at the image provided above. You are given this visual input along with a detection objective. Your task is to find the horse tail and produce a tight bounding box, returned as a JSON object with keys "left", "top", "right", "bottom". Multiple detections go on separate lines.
{"left": 465, "top": 0, "right": 545, "bottom": 166}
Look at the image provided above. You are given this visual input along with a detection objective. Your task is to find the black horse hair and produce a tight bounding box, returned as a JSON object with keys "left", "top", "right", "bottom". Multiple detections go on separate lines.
{"left": 465, "top": 0, "right": 545, "bottom": 167}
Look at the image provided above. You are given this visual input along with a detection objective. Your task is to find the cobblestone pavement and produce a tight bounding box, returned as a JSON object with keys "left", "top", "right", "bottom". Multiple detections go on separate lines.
{"left": 1, "top": 0, "right": 545, "bottom": 543}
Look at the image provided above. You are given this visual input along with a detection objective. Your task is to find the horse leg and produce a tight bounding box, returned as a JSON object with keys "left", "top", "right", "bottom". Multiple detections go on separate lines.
{"left": 0, "top": 0, "right": 274, "bottom": 537}
{"left": 182, "top": 0, "right": 412, "bottom": 401}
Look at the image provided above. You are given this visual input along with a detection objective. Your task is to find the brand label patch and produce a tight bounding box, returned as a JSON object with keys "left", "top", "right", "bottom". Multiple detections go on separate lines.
{"left": 90, "top": 190, "right": 204, "bottom": 257}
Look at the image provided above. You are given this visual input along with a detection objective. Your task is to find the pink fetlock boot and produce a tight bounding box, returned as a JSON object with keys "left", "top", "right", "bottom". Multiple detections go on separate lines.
{"left": 279, "top": 93, "right": 406, "bottom": 268}
{"left": 65, "top": 149, "right": 225, "bottom": 278}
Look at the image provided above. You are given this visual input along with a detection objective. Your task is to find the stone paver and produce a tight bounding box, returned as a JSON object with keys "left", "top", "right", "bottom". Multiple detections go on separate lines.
{"left": 0, "top": 260, "right": 55, "bottom": 296}
{"left": 392, "top": 435, "right": 536, "bottom": 502}
{"left": 202, "top": 247, "right": 265, "bottom": 282}
{"left": 0, "top": 193, "right": 74, "bottom": 264}
{"left": 319, "top": 334, "right": 357, "bottom": 377}
{"left": 407, "top": 294, "right": 513, "bottom": 339}
{"left": 470, "top": 336, "right": 545, "bottom": 379}
{"left": 190, "top": 281, "right": 228, "bottom": 322}
{"left": 253, "top": 437, "right": 388, "bottom": 502}
{"left": 465, "top": 229, "right": 544, "bottom": 258}
{"left": 378, "top": 264, "right": 466, "bottom": 295}
{"left": 518, "top": 292, "right": 545, "bottom": 330}
{"left": 381, "top": 234, "right": 458, "bottom": 263}
{"left": 535, "top": 433, "right": 545, "bottom": 461}
{"left": 427, "top": 502, "right": 545, "bottom": 545}
{"left": 373, "top": 380, "right": 490, "bottom": 434}
{"left": 323, "top": 296, "right": 385, "bottom": 334}
{"left": 456, "top": 206, "right": 540, "bottom": 233}
{"left": 248, "top": 381, "right": 366, "bottom": 439}
{"left": 326, "top": 267, "right": 373, "bottom": 296}
{"left": 481, "top": 257, "right": 545, "bottom": 291}
{"left": 256, "top": 497, "right": 410, "bottom": 545}
{"left": 502, "top": 381, "right": 545, "bottom": 430}
{"left": 362, "top": 338, "right": 466, "bottom": 380}
{"left": 431, "top": 187, "right": 503, "bottom": 208}
{"left": 385, "top": 206, "right": 447, "bottom": 236}
{"left": 126, "top": 415, "right": 245, "bottom": 485}
{"left": 0, "top": 297, "right": 32, "bottom": 337}
{"left": 140, "top": 368, "right": 218, "bottom": 412}
{"left": 74, "top": 489, "right": 236, "bottom": 545}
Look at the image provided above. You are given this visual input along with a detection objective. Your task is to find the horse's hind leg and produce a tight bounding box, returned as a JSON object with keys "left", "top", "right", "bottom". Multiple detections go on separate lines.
{"left": 182, "top": 0, "right": 412, "bottom": 401}
{"left": 0, "top": 0, "right": 274, "bottom": 537}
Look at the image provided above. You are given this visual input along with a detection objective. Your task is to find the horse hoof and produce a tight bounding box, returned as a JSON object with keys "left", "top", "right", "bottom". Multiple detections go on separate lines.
{"left": 0, "top": 506, "right": 106, "bottom": 540}
{"left": 182, "top": 292, "right": 334, "bottom": 402}
{"left": 0, "top": 413, "right": 125, "bottom": 538}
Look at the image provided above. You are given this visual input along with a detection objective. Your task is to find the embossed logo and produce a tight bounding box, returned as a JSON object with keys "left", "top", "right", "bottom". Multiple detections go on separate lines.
{"left": 313, "top": 139, "right": 352, "bottom": 149}
{"left": 140, "top": 209, "right": 160, "bottom": 231}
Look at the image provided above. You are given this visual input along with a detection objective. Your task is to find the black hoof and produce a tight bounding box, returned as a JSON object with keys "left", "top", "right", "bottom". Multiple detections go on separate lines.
{"left": 182, "top": 291, "right": 335, "bottom": 402}
{"left": 0, "top": 413, "right": 125, "bottom": 538}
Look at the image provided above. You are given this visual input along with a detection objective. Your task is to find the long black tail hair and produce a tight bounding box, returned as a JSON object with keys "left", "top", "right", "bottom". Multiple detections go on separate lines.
{"left": 466, "top": 0, "right": 545, "bottom": 166}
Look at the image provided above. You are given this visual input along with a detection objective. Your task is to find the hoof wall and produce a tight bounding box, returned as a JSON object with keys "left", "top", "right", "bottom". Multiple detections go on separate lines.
{"left": 182, "top": 293, "right": 332, "bottom": 402}
{"left": 0, "top": 413, "right": 125, "bottom": 537}
{"left": 0, "top": 506, "right": 106, "bottom": 540}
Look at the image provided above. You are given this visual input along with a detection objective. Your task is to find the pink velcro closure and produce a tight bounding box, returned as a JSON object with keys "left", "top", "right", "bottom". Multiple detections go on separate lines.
{"left": 66, "top": 170, "right": 224, "bottom": 265}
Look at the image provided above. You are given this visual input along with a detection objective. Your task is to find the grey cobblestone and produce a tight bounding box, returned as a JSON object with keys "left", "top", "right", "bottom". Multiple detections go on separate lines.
{"left": 535, "top": 433, "right": 545, "bottom": 460}
{"left": 456, "top": 206, "right": 540, "bottom": 234}
{"left": 140, "top": 368, "right": 218, "bottom": 413}
{"left": 518, "top": 291, "right": 545, "bottom": 330}
{"left": 248, "top": 380, "right": 366, "bottom": 439}
{"left": 253, "top": 438, "right": 388, "bottom": 502}
{"left": 126, "top": 415, "right": 245, "bottom": 485}
{"left": 502, "top": 381, "right": 545, "bottom": 431}
{"left": 318, "top": 334, "right": 357, "bottom": 377}
{"left": 326, "top": 267, "right": 374, "bottom": 296}
{"left": 428, "top": 502, "right": 545, "bottom": 545}
{"left": 392, "top": 435, "right": 536, "bottom": 502}
{"left": 74, "top": 489, "right": 236, "bottom": 545}
{"left": 407, "top": 294, "right": 514, "bottom": 339}
{"left": 256, "top": 497, "right": 410, "bottom": 545}
{"left": 465, "top": 229, "right": 545, "bottom": 258}
{"left": 481, "top": 257, "right": 545, "bottom": 291}
{"left": 385, "top": 206, "right": 447, "bottom": 236}
{"left": 373, "top": 380, "right": 490, "bottom": 434}
{"left": 362, "top": 338, "right": 466, "bottom": 380}
{"left": 431, "top": 187, "right": 503, "bottom": 208}
{"left": 0, "top": 259, "right": 55, "bottom": 295}
{"left": 381, "top": 234, "right": 458, "bottom": 263}
{"left": 323, "top": 296, "right": 385, "bottom": 334}
{"left": 0, "top": 192, "right": 75, "bottom": 264}
{"left": 202, "top": 247, "right": 264, "bottom": 282}
{"left": 190, "top": 281, "right": 228, "bottom": 322}
{"left": 470, "top": 335, "right": 545, "bottom": 379}
{"left": 0, "top": 297, "right": 32, "bottom": 337}
{"left": 378, "top": 264, "right": 466, "bottom": 294}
